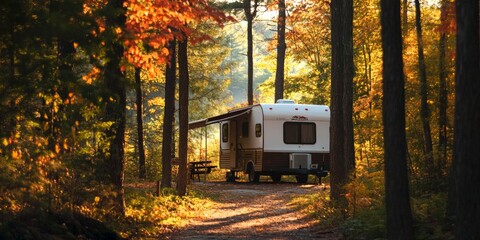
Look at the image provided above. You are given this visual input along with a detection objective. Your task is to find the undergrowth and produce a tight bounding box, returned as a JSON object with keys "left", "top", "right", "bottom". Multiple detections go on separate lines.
{"left": 291, "top": 170, "right": 454, "bottom": 239}
{"left": 112, "top": 186, "right": 214, "bottom": 239}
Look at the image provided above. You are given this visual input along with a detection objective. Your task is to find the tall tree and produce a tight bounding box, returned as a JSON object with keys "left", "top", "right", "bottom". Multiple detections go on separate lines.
{"left": 243, "top": 0, "right": 259, "bottom": 105}
{"left": 274, "top": 0, "right": 286, "bottom": 102}
{"left": 330, "top": 0, "right": 346, "bottom": 204}
{"left": 414, "top": 0, "right": 434, "bottom": 177}
{"left": 380, "top": 0, "right": 414, "bottom": 238}
{"left": 135, "top": 67, "right": 147, "bottom": 179}
{"left": 329, "top": 0, "right": 355, "bottom": 207}
{"left": 103, "top": 0, "right": 127, "bottom": 215}
{"left": 342, "top": 0, "right": 355, "bottom": 189}
{"left": 454, "top": 0, "right": 480, "bottom": 238}
{"left": 176, "top": 34, "right": 189, "bottom": 197}
{"left": 437, "top": 0, "right": 449, "bottom": 176}
{"left": 161, "top": 39, "right": 177, "bottom": 189}
{"left": 442, "top": 0, "right": 455, "bottom": 218}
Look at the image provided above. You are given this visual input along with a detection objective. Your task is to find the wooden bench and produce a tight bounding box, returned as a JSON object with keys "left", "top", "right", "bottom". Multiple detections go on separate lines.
{"left": 189, "top": 161, "right": 217, "bottom": 181}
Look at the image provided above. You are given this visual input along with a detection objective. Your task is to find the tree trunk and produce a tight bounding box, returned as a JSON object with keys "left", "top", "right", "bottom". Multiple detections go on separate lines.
{"left": 402, "top": 0, "right": 408, "bottom": 37}
{"left": 244, "top": 0, "right": 258, "bottom": 105}
{"left": 330, "top": 0, "right": 346, "bottom": 204}
{"left": 176, "top": 36, "right": 189, "bottom": 197}
{"left": 437, "top": 0, "right": 448, "bottom": 177}
{"left": 274, "top": 0, "right": 286, "bottom": 102}
{"left": 380, "top": 0, "right": 414, "bottom": 239}
{"left": 342, "top": 0, "right": 355, "bottom": 182}
{"left": 329, "top": 0, "right": 354, "bottom": 209}
{"left": 454, "top": 0, "right": 480, "bottom": 238}
{"left": 103, "top": 0, "right": 127, "bottom": 216}
{"left": 135, "top": 67, "right": 147, "bottom": 179}
{"left": 161, "top": 39, "right": 176, "bottom": 189}
{"left": 414, "top": 0, "right": 435, "bottom": 178}
{"left": 442, "top": 0, "right": 455, "bottom": 219}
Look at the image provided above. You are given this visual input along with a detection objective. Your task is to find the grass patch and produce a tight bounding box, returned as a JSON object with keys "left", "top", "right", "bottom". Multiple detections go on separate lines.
{"left": 290, "top": 191, "right": 344, "bottom": 228}
{"left": 342, "top": 203, "right": 386, "bottom": 239}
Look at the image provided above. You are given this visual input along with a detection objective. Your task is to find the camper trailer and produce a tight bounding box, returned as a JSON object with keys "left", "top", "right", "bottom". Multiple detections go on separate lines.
{"left": 189, "top": 100, "right": 330, "bottom": 183}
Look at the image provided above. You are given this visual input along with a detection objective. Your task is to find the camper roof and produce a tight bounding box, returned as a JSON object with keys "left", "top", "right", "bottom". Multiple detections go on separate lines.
{"left": 188, "top": 102, "right": 330, "bottom": 129}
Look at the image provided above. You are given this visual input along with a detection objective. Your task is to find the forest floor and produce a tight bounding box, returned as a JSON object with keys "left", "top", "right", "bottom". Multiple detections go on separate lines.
{"left": 162, "top": 180, "right": 344, "bottom": 240}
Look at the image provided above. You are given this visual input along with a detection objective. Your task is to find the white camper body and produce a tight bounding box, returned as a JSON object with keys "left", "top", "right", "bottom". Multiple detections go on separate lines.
{"left": 189, "top": 101, "right": 330, "bottom": 183}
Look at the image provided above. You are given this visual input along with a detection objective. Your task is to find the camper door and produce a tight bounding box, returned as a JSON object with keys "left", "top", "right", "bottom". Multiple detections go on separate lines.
{"left": 220, "top": 121, "right": 238, "bottom": 169}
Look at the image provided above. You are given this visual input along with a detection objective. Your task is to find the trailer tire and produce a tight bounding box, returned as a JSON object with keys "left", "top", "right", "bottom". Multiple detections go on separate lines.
{"left": 247, "top": 165, "right": 259, "bottom": 183}
{"left": 270, "top": 174, "right": 282, "bottom": 183}
{"left": 296, "top": 174, "right": 308, "bottom": 184}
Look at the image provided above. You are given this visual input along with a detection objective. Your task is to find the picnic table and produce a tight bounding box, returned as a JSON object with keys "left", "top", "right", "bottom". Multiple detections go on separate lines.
{"left": 189, "top": 161, "right": 217, "bottom": 181}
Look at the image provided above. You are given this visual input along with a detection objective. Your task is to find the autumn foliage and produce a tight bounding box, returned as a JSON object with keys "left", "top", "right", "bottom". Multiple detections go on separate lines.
{"left": 124, "top": 0, "right": 232, "bottom": 74}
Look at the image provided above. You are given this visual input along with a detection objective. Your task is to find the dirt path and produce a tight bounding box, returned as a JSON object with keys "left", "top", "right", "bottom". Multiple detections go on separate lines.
{"left": 164, "top": 181, "right": 342, "bottom": 240}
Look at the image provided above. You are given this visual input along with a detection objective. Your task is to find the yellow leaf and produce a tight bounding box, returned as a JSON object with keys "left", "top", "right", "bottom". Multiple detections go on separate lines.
{"left": 55, "top": 144, "right": 61, "bottom": 154}
{"left": 11, "top": 150, "right": 21, "bottom": 159}
{"left": 161, "top": 47, "right": 170, "bottom": 56}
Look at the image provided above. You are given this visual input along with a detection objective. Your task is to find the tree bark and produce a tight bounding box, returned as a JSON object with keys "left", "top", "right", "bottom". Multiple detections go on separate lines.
{"left": 103, "top": 0, "right": 127, "bottom": 215}
{"left": 274, "top": 0, "right": 286, "bottom": 102}
{"left": 380, "top": 0, "right": 414, "bottom": 239}
{"left": 176, "top": 36, "right": 189, "bottom": 197}
{"left": 414, "top": 0, "right": 435, "bottom": 177}
{"left": 454, "top": 0, "right": 480, "bottom": 238}
{"left": 135, "top": 67, "right": 147, "bottom": 179}
{"left": 161, "top": 39, "right": 176, "bottom": 189}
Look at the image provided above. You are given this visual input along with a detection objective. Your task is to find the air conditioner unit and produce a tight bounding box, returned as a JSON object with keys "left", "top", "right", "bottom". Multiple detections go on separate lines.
{"left": 289, "top": 153, "right": 312, "bottom": 169}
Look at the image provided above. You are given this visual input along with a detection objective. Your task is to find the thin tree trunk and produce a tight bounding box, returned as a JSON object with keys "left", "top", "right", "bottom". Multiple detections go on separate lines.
{"left": 244, "top": 0, "right": 258, "bottom": 105}
{"left": 330, "top": 0, "right": 346, "bottom": 205}
{"left": 161, "top": 39, "right": 176, "bottom": 189}
{"left": 454, "top": 0, "right": 480, "bottom": 238}
{"left": 342, "top": 0, "right": 355, "bottom": 181}
{"left": 414, "top": 0, "right": 435, "bottom": 177}
{"left": 6, "top": 7, "right": 16, "bottom": 149}
{"left": 380, "top": 0, "right": 414, "bottom": 238}
{"left": 402, "top": 0, "right": 408, "bottom": 37}
{"left": 275, "top": 0, "right": 286, "bottom": 102}
{"left": 135, "top": 67, "right": 147, "bottom": 179}
{"left": 176, "top": 35, "right": 189, "bottom": 197}
{"left": 442, "top": 0, "right": 455, "bottom": 219}
{"left": 437, "top": 0, "right": 448, "bottom": 177}
{"left": 103, "top": 0, "right": 126, "bottom": 215}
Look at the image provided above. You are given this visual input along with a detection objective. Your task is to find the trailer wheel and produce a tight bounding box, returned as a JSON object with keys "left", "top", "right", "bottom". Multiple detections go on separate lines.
{"left": 247, "top": 164, "right": 259, "bottom": 183}
{"left": 270, "top": 174, "right": 281, "bottom": 183}
{"left": 296, "top": 174, "right": 308, "bottom": 184}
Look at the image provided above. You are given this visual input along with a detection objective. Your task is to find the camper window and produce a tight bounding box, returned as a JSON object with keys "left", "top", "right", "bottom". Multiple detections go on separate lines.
{"left": 255, "top": 124, "right": 261, "bottom": 137}
{"left": 283, "top": 122, "right": 316, "bottom": 144}
{"left": 242, "top": 122, "right": 249, "bottom": 138}
{"left": 222, "top": 123, "right": 228, "bottom": 142}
